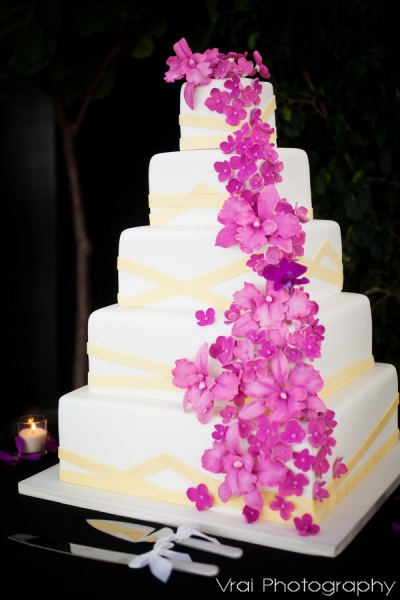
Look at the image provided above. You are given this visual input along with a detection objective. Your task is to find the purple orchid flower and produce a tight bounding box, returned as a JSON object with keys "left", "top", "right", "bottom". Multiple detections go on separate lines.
{"left": 262, "top": 257, "right": 309, "bottom": 291}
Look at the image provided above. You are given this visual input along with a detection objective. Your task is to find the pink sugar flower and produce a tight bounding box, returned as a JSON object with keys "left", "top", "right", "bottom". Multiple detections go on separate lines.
{"left": 248, "top": 432, "right": 264, "bottom": 457}
{"left": 253, "top": 50, "right": 271, "bottom": 79}
{"left": 211, "top": 370, "right": 240, "bottom": 403}
{"left": 165, "top": 38, "right": 213, "bottom": 108}
{"left": 333, "top": 457, "right": 348, "bottom": 478}
{"left": 202, "top": 441, "right": 227, "bottom": 473}
{"left": 214, "top": 159, "right": 232, "bottom": 182}
{"left": 220, "top": 134, "right": 237, "bottom": 154}
{"left": 293, "top": 448, "right": 316, "bottom": 472}
{"left": 224, "top": 74, "right": 242, "bottom": 97}
{"left": 278, "top": 471, "right": 309, "bottom": 497}
{"left": 256, "top": 454, "right": 288, "bottom": 487}
{"left": 195, "top": 307, "right": 215, "bottom": 326}
{"left": 209, "top": 335, "right": 234, "bottom": 364}
{"left": 269, "top": 494, "right": 295, "bottom": 521}
{"left": 226, "top": 177, "right": 245, "bottom": 195}
{"left": 240, "top": 83, "right": 261, "bottom": 107}
{"left": 259, "top": 340, "right": 277, "bottom": 359}
{"left": 314, "top": 452, "right": 330, "bottom": 477}
{"left": 242, "top": 505, "right": 260, "bottom": 523}
{"left": 224, "top": 97, "right": 247, "bottom": 126}
{"left": 313, "top": 480, "right": 330, "bottom": 502}
{"left": 323, "top": 409, "right": 338, "bottom": 428}
{"left": 172, "top": 343, "right": 216, "bottom": 423}
{"left": 242, "top": 487, "right": 264, "bottom": 522}
{"left": 308, "top": 419, "right": 329, "bottom": 448}
{"left": 271, "top": 441, "right": 292, "bottom": 463}
{"left": 230, "top": 153, "right": 257, "bottom": 182}
{"left": 248, "top": 172, "right": 265, "bottom": 191}
{"left": 256, "top": 414, "right": 280, "bottom": 445}
{"left": 212, "top": 424, "right": 228, "bottom": 442}
{"left": 294, "top": 513, "right": 320, "bottom": 536}
{"left": 205, "top": 87, "right": 230, "bottom": 114}
{"left": 220, "top": 404, "right": 238, "bottom": 423}
{"left": 186, "top": 483, "right": 213, "bottom": 511}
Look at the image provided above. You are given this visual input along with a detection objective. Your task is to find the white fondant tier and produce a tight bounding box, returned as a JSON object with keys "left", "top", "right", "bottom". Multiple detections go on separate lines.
{"left": 58, "top": 363, "right": 399, "bottom": 523}
{"left": 149, "top": 147, "right": 312, "bottom": 227}
{"left": 179, "top": 79, "right": 276, "bottom": 150}
{"left": 87, "top": 292, "right": 372, "bottom": 401}
{"left": 117, "top": 220, "right": 343, "bottom": 309}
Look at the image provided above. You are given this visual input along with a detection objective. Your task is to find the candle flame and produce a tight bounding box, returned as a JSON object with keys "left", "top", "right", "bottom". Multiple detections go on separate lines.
{"left": 28, "top": 417, "right": 37, "bottom": 431}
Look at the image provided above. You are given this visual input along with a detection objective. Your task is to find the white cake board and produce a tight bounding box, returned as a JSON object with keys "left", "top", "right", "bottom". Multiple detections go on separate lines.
{"left": 18, "top": 441, "right": 400, "bottom": 558}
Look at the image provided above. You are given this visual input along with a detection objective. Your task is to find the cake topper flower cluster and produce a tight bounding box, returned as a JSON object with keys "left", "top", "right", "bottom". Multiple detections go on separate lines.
{"left": 165, "top": 37, "right": 270, "bottom": 109}
{"left": 166, "top": 39, "right": 347, "bottom": 536}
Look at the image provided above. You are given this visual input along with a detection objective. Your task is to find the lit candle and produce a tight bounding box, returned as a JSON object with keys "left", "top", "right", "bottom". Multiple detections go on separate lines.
{"left": 17, "top": 415, "right": 47, "bottom": 455}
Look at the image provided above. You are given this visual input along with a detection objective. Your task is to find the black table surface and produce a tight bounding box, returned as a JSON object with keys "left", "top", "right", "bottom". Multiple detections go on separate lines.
{"left": 1, "top": 450, "right": 399, "bottom": 599}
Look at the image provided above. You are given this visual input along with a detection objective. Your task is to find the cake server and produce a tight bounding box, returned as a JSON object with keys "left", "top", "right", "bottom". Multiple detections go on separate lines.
{"left": 8, "top": 533, "right": 219, "bottom": 579}
{"left": 87, "top": 518, "right": 243, "bottom": 558}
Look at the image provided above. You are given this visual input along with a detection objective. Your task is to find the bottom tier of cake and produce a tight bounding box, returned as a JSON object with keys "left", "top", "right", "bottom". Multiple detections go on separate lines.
{"left": 58, "top": 362, "right": 399, "bottom": 526}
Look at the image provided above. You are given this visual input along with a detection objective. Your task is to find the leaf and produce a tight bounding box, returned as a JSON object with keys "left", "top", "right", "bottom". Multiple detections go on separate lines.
{"left": 131, "top": 34, "right": 155, "bottom": 59}
{"left": 0, "top": 0, "right": 61, "bottom": 77}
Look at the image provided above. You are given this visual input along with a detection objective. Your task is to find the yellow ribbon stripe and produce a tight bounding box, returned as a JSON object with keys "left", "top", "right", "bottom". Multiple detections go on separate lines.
{"left": 320, "top": 357, "right": 374, "bottom": 399}
{"left": 180, "top": 130, "right": 277, "bottom": 151}
{"left": 117, "top": 239, "right": 343, "bottom": 309}
{"left": 117, "top": 255, "right": 250, "bottom": 309}
{"left": 179, "top": 96, "right": 276, "bottom": 133}
{"left": 87, "top": 342, "right": 175, "bottom": 390}
{"left": 148, "top": 182, "right": 226, "bottom": 226}
{"left": 87, "top": 339, "right": 374, "bottom": 398}
{"left": 179, "top": 97, "right": 277, "bottom": 150}
{"left": 298, "top": 240, "right": 343, "bottom": 289}
{"left": 59, "top": 395, "right": 399, "bottom": 524}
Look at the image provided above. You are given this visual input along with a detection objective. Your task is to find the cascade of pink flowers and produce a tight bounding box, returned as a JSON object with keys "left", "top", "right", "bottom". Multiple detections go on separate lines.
{"left": 166, "top": 39, "right": 347, "bottom": 535}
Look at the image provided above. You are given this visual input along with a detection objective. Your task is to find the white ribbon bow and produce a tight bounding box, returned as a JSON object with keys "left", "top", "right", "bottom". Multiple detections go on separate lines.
{"left": 128, "top": 536, "right": 192, "bottom": 583}
{"left": 173, "top": 525, "right": 220, "bottom": 545}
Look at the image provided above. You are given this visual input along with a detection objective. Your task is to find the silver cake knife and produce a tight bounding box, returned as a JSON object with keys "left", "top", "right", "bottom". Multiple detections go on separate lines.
{"left": 8, "top": 533, "right": 219, "bottom": 577}
{"left": 87, "top": 518, "right": 243, "bottom": 558}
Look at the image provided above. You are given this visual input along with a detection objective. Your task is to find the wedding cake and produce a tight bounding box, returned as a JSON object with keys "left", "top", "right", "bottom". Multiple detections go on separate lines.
{"left": 58, "top": 39, "right": 399, "bottom": 538}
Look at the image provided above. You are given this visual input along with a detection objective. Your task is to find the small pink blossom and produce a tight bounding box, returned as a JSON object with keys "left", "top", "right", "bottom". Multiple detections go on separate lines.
{"left": 294, "top": 513, "right": 320, "bottom": 536}
{"left": 269, "top": 495, "right": 295, "bottom": 521}
{"left": 209, "top": 335, "right": 234, "bottom": 364}
{"left": 293, "top": 448, "right": 315, "bottom": 472}
{"left": 214, "top": 159, "right": 232, "bottom": 182}
{"left": 280, "top": 420, "right": 306, "bottom": 444}
{"left": 333, "top": 457, "right": 348, "bottom": 478}
{"left": 212, "top": 424, "right": 228, "bottom": 441}
{"left": 205, "top": 87, "right": 230, "bottom": 114}
{"left": 220, "top": 404, "right": 238, "bottom": 423}
{"left": 314, "top": 451, "right": 330, "bottom": 477}
{"left": 279, "top": 471, "right": 309, "bottom": 497}
{"left": 186, "top": 483, "right": 213, "bottom": 511}
{"left": 313, "top": 480, "right": 330, "bottom": 502}
{"left": 224, "top": 97, "right": 247, "bottom": 126}
{"left": 308, "top": 419, "right": 328, "bottom": 448}
{"left": 195, "top": 307, "right": 215, "bottom": 326}
{"left": 243, "top": 505, "right": 259, "bottom": 523}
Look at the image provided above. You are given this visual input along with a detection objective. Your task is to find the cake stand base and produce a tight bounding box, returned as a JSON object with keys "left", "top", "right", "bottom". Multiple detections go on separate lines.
{"left": 18, "top": 441, "right": 400, "bottom": 558}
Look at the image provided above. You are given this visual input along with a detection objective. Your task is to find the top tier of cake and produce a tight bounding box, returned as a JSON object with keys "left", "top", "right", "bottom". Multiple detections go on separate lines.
{"left": 179, "top": 79, "right": 276, "bottom": 150}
